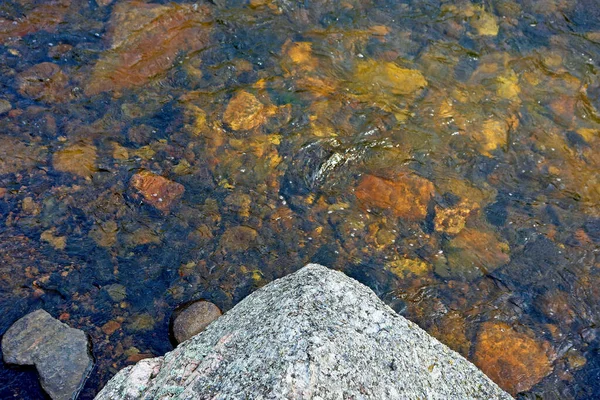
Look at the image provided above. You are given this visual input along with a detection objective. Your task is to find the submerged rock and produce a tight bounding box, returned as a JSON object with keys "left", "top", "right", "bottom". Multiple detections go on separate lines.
{"left": 52, "top": 143, "right": 97, "bottom": 178}
{"left": 172, "top": 300, "right": 222, "bottom": 344}
{"left": 352, "top": 59, "right": 427, "bottom": 96}
{"left": 2, "top": 309, "right": 93, "bottom": 400}
{"left": 0, "top": 0, "right": 71, "bottom": 44}
{"left": 17, "top": 62, "right": 71, "bottom": 103}
{"left": 86, "top": 1, "right": 212, "bottom": 95}
{"left": 474, "top": 321, "right": 553, "bottom": 395}
{"left": 96, "top": 264, "right": 511, "bottom": 399}
{"left": 355, "top": 173, "right": 434, "bottom": 220}
{"left": 223, "top": 90, "right": 275, "bottom": 131}
{"left": 0, "top": 99, "right": 11, "bottom": 114}
{"left": 130, "top": 171, "right": 185, "bottom": 212}
{"left": 437, "top": 227, "right": 510, "bottom": 280}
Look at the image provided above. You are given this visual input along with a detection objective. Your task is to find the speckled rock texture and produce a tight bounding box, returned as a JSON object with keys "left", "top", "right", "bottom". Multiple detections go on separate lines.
{"left": 95, "top": 264, "right": 512, "bottom": 400}
{"left": 2, "top": 309, "right": 93, "bottom": 400}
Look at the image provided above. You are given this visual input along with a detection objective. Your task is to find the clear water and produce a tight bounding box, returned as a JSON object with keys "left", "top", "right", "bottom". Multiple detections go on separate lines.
{"left": 0, "top": 0, "right": 599, "bottom": 398}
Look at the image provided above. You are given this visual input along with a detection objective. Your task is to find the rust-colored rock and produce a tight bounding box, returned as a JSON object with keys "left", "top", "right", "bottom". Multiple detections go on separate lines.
{"left": 474, "top": 321, "right": 553, "bottom": 395}
{"left": 355, "top": 173, "right": 434, "bottom": 220}
{"left": 0, "top": 0, "right": 71, "bottom": 44}
{"left": 101, "top": 320, "right": 121, "bottom": 336}
{"left": 130, "top": 171, "right": 185, "bottom": 212}
{"left": 17, "top": 62, "right": 70, "bottom": 103}
{"left": 86, "top": 1, "right": 212, "bottom": 95}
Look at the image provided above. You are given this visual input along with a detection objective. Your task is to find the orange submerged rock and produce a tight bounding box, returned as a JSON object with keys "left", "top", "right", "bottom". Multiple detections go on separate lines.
{"left": 86, "top": 1, "right": 212, "bottom": 95}
{"left": 130, "top": 171, "right": 185, "bottom": 212}
{"left": 474, "top": 321, "right": 553, "bottom": 395}
{"left": 355, "top": 173, "right": 434, "bottom": 220}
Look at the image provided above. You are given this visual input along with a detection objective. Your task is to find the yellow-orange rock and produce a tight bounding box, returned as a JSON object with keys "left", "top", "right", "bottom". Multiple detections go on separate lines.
{"left": 470, "top": 7, "right": 499, "bottom": 36}
{"left": 0, "top": 0, "right": 71, "bottom": 44}
{"left": 353, "top": 59, "right": 427, "bottom": 96}
{"left": 86, "top": 1, "right": 212, "bottom": 95}
{"left": 52, "top": 144, "right": 97, "bottom": 178}
{"left": 434, "top": 201, "right": 478, "bottom": 235}
{"left": 385, "top": 257, "right": 431, "bottom": 278}
{"left": 355, "top": 173, "right": 434, "bottom": 220}
{"left": 474, "top": 321, "right": 553, "bottom": 395}
{"left": 284, "top": 41, "right": 317, "bottom": 71}
{"left": 130, "top": 171, "right": 185, "bottom": 212}
{"left": 223, "top": 91, "right": 275, "bottom": 131}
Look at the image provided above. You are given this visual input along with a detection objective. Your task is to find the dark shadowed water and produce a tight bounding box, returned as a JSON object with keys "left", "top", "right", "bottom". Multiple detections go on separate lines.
{"left": 0, "top": 0, "right": 599, "bottom": 398}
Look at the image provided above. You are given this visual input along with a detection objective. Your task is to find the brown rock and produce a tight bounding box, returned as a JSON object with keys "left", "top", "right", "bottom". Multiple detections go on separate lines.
{"left": 355, "top": 173, "right": 434, "bottom": 220}
{"left": 535, "top": 290, "right": 575, "bottom": 325}
{"left": 385, "top": 257, "right": 431, "bottom": 278}
{"left": 0, "top": 136, "right": 47, "bottom": 175}
{"left": 436, "top": 227, "right": 510, "bottom": 280}
{"left": 429, "top": 311, "right": 470, "bottom": 356}
{"left": 86, "top": 1, "right": 212, "bottom": 95}
{"left": 2, "top": 310, "right": 93, "bottom": 400}
{"left": 130, "top": 171, "right": 185, "bottom": 212}
{"left": 172, "top": 300, "right": 222, "bottom": 344}
{"left": 22, "top": 197, "right": 41, "bottom": 215}
{"left": 0, "top": 0, "right": 71, "bottom": 44}
{"left": 17, "top": 62, "right": 70, "bottom": 103}
{"left": 41, "top": 228, "right": 67, "bottom": 250}
{"left": 89, "top": 220, "right": 119, "bottom": 248}
{"left": 219, "top": 226, "right": 259, "bottom": 252}
{"left": 48, "top": 44, "right": 73, "bottom": 59}
{"left": 126, "top": 353, "right": 154, "bottom": 363}
{"left": 0, "top": 99, "right": 11, "bottom": 114}
{"left": 101, "top": 320, "right": 121, "bottom": 336}
{"left": 52, "top": 143, "right": 97, "bottom": 178}
{"left": 126, "top": 313, "right": 155, "bottom": 332}
{"left": 474, "top": 321, "right": 553, "bottom": 395}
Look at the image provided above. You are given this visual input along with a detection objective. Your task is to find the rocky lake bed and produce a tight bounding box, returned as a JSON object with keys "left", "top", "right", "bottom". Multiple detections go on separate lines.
{"left": 0, "top": 0, "right": 599, "bottom": 398}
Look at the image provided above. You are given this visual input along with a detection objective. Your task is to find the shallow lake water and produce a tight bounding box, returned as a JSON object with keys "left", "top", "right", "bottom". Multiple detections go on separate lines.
{"left": 0, "top": 0, "right": 599, "bottom": 398}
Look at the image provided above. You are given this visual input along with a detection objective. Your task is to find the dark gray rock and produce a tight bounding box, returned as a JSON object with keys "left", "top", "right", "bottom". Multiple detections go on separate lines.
{"left": 96, "top": 264, "right": 512, "bottom": 399}
{"left": 2, "top": 309, "right": 93, "bottom": 400}
{"left": 172, "top": 300, "right": 222, "bottom": 344}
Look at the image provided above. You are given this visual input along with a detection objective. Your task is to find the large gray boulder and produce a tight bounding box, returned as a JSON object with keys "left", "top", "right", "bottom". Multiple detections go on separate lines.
{"left": 2, "top": 309, "right": 93, "bottom": 400}
{"left": 96, "top": 264, "right": 512, "bottom": 399}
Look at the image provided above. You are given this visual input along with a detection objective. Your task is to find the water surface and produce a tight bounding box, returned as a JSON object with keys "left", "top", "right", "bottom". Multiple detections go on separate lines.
{"left": 0, "top": 0, "right": 599, "bottom": 398}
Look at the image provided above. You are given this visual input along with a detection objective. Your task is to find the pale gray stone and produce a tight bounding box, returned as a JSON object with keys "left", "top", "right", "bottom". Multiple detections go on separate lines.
{"left": 96, "top": 264, "right": 513, "bottom": 400}
{"left": 2, "top": 309, "right": 93, "bottom": 400}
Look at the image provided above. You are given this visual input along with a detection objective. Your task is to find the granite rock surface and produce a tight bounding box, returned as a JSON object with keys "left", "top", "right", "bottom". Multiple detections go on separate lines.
{"left": 96, "top": 264, "right": 512, "bottom": 399}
